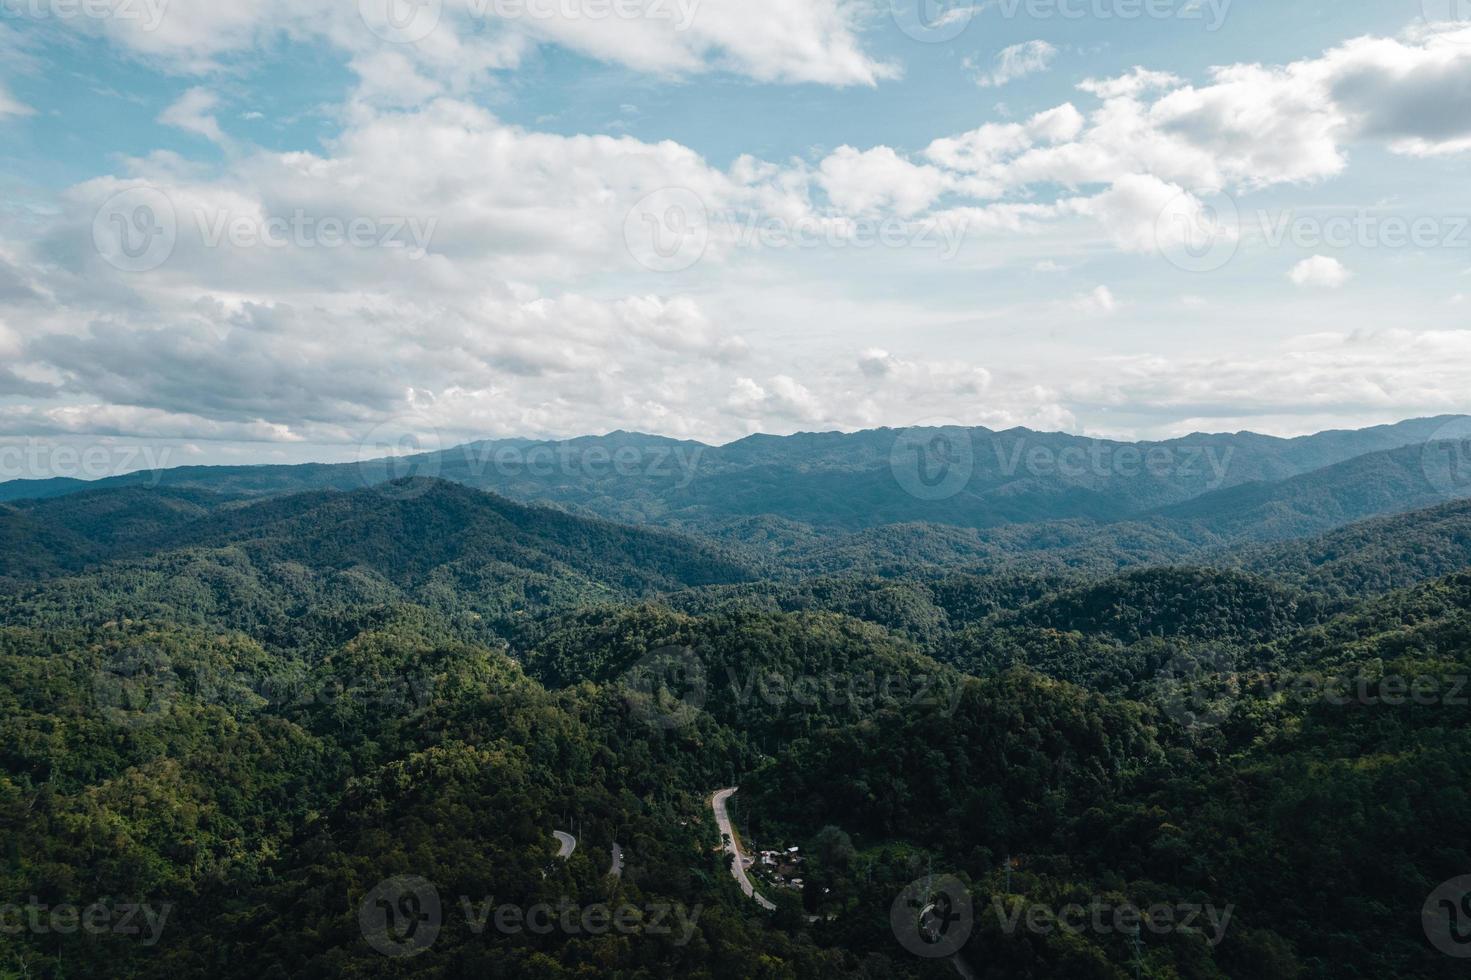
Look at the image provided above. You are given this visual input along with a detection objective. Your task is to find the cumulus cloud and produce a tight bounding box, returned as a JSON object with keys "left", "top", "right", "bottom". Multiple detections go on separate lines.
{"left": 1070, "top": 329, "right": 1471, "bottom": 427}
{"left": 1072, "top": 285, "right": 1118, "bottom": 315}
{"left": 856, "top": 349, "right": 991, "bottom": 394}
{"left": 820, "top": 26, "right": 1471, "bottom": 254}
{"left": 974, "top": 41, "right": 1058, "bottom": 88}
{"left": 56, "top": 0, "right": 893, "bottom": 88}
{"left": 1289, "top": 255, "right": 1351, "bottom": 288}
{"left": 818, "top": 146, "right": 951, "bottom": 217}
{"left": 158, "top": 87, "right": 227, "bottom": 144}
{"left": 7, "top": 20, "right": 1471, "bottom": 454}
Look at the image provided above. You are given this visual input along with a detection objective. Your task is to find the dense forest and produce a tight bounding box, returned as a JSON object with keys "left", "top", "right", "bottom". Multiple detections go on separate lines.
{"left": 2, "top": 423, "right": 1470, "bottom": 978}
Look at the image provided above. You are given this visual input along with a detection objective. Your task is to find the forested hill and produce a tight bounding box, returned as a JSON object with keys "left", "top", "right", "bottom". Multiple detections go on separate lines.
{"left": 2, "top": 416, "right": 1465, "bottom": 534}
{"left": 1148, "top": 440, "right": 1471, "bottom": 541}
{"left": 0, "top": 480, "right": 758, "bottom": 652}
{"left": 1242, "top": 497, "right": 1471, "bottom": 595}
{"left": 2, "top": 462, "right": 1471, "bottom": 977}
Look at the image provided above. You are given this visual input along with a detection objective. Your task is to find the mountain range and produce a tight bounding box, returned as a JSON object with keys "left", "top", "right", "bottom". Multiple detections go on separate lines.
{"left": 4, "top": 416, "right": 1471, "bottom": 978}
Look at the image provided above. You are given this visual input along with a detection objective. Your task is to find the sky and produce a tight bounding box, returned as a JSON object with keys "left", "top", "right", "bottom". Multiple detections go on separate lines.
{"left": 2, "top": 0, "right": 1471, "bottom": 478}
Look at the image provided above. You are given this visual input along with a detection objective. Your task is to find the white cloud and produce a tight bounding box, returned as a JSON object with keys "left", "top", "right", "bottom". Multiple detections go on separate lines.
{"left": 158, "top": 87, "right": 227, "bottom": 144}
{"left": 725, "top": 375, "right": 825, "bottom": 424}
{"left": 818, "top": 146, "right": 951, "bottom": 217}
{"left": 0, "top": 81, "right": 31, "bottom": 119}
{"left": 855, "top": 349, "right": 991, "bottom": 394}
{"left": 1289, "top": 255, "right": 1350, "bottom": 288}
{"left": 974, "top": 40, "right": 1057, "bottom": 88}
{"left": 1072, "top": 285, "right": 1118, "bottom": 315}
{"left": 819, "top": 27, "right": 1471, "bottom": 254}
{"left": 59, "top": 0, "right": 894, "bottom": 88}
{"left": 515, "top": 0, "right": 898, "bottom": 86}
{"left": 1070, "top": 173, "right": 1196, "bottom": 253}
{"left": 1069, "top": 329, "right": 1471, "bottom": 431}
{"left": 1077, "top": 67, "right": 1183, "bottom": 100}
{"left": 10, "top": 20, "right": 1471, "bottom": 452}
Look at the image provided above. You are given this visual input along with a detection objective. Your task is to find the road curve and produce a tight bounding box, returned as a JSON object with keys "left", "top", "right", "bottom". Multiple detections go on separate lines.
{"left": 711, "top": 788, "right": 776, "bottom": 911}
{"left": 553, "top": 831, "right": 577, "bottom": 860}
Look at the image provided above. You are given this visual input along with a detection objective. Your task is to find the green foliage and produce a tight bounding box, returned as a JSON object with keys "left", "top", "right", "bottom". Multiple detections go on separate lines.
{"left": 2, "top": 475, "right": 1469, "bottom": 978}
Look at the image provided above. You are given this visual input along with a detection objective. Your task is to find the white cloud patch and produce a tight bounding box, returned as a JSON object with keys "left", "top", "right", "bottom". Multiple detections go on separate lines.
{"left": 57, "top": 0, "right": 893, "bottom": 88}
{"left": 1070, "top": 329, "right": 1471, "bottom": 430}
{"left": 818, "top": 146, "right": 951, "bottom": 217}
{"left": 1072, "top": 285, "right": 1118, "bottom": 315}
{"left": 1289, "top": 255, "right": 1351, "bottom": 288}
{"left": 974, "top": 40, "right": 1057, "bottom": 88}
{"left": 7, "top": 22, "right": 1471, "bottom": 453}
{"left": 158, "top": 87, "right": 227, "bottom": 144}
{"left": 0, "top": 82, "right": 30, "bottom": 119}
{"left": 825, "top": 26, "right": 1471, "bottom": 254}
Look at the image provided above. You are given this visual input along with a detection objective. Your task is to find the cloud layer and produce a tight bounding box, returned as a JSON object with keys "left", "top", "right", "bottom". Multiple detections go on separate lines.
{"left": 2, "top": 18, "right": 1471, "bottom": 458}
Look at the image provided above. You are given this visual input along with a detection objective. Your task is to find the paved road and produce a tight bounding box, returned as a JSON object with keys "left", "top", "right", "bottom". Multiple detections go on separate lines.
{"left": 553, "top": 831, "right": 577, "bottom": 860}
{"left": 608, "top": 842, "right": 624, "bottom": 879}
{"left": 711, "top": 788, "right": 775, "bottom": 911}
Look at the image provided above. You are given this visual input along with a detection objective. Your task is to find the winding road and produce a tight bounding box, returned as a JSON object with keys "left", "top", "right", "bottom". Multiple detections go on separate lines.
{"left": 710, "top": 790, "right": 973, "bottom": 976}
{"left": 553, "top": 831, "right": 577, "bottom": 860}
{"left": 608, "top": 842, "right": 624, "bottom": 879}
{"left": 711, "top": 788, "right": 776, "bottom": 911}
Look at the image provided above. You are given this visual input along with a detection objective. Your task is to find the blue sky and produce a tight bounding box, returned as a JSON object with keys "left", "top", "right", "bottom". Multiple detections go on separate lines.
{"left": 1, "top": 0, "right": 1471, "bottom": 478}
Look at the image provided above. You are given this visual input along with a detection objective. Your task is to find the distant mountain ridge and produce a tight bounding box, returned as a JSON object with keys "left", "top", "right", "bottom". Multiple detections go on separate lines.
{"left": 2, "top": 417, "right": 1466, "bottom": 540}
